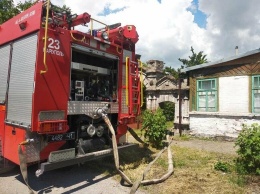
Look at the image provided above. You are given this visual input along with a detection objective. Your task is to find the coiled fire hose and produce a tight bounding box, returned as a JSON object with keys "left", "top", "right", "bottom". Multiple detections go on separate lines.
{"left": 97, "top": 108, "right": 174, "bottom": 194}
{"left": 18, "top": 139, "right": 35, "bottom": 194}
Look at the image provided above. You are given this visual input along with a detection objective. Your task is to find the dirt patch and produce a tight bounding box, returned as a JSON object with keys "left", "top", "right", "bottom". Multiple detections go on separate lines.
{"left": 127, "top": 130, "right": 237, "bottom": 155}
{"left": 172, "top": 139, "right": 237, "bottom": 155}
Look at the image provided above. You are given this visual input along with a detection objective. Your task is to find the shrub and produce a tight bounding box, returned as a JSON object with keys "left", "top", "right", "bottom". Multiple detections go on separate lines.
{"left": 159, "top": 101, "right": 175, "bottom": 121}
{"left": 141, "top": 108, "right": 167, "bottom": 148}
{"left": 235, "top": 123, "right": 260, "bottom": 175}
{"left": 214, "top": 161, "right": 230, "bottom": 172}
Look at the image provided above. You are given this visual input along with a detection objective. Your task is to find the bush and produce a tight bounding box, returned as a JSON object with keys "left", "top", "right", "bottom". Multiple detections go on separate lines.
{"left": 141, "top": 108, "right": 167, "bottom": 148}
{"left": 235, "top": 123, "right": 260, "bottom": 175}
{"left": 214, "top": 161, "right": 230, "bottom": 172}
{"left": 159, "top": 101, "right": 175, "bottom": 121}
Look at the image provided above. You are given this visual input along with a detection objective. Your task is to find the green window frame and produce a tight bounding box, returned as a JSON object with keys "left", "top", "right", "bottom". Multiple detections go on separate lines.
{"left": 252, "top": 75, "right": 260, "bottom": 113}
{"left": 196, "top": 78, "right": 217, "bottom": 112}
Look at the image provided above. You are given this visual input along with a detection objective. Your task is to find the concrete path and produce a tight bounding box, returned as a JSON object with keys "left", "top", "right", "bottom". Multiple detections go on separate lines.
{"left": 0, "top": 163, "right": 146, "bottom": 194}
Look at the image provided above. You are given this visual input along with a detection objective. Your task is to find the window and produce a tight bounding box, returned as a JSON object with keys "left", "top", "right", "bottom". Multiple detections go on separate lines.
{"left": 252, "top": 75, "right": 260, "bottom": 113}
{"left": 197, "top": 79, "right": 217, "bottom": 112}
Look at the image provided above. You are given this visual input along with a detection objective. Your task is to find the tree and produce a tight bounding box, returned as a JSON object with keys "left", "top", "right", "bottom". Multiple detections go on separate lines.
{"left": 159, "top": 101, "right": 175, "bottom": 121}
{"left": 16, "top": 0, "right": 34, "bottom": 12}
{"left": 52, "top": 3, "right": 72, "bottom": 13}
{"left": 0, "top": 0, "right": 19, "bottom": 24}
{"left": 179, "top": 46, "right": 208, "bottom": 68}
{"left": 0, "top": 0, "right": 34, "bottom": 24}
{"left": 0, "top": 1, "right": 72, "bottom": 25}
{"left": 164, "top": 66, "right": 179, "bottom": 79}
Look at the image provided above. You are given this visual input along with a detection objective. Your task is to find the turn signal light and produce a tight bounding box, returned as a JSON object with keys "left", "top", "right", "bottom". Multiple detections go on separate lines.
{"left": 38, "top": 120, "right": 68, "bottom": 134}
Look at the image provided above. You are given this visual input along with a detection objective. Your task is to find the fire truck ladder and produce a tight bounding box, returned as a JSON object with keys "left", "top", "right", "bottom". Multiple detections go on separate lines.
{"left": 126, "top": 57, "right": 141, "bottom": 116}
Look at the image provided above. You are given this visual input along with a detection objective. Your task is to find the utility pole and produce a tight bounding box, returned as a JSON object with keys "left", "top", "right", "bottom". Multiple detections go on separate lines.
{"left": 178, "top": 75, "right": 182, "bottom": 136}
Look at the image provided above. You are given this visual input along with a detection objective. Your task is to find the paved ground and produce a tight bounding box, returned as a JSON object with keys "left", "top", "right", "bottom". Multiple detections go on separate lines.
{"left": 0, "top": 137, "right": 239, "bottom": 194}
{"left": 0, "top": 163, "right": 146, "bottom": 194}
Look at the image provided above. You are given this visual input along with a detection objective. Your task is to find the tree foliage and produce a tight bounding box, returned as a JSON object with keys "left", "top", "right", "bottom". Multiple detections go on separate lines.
{"left": 52, "top": 3, "right": 72, "bottom": 13}
{"left": 16, "top": 0, "right": 34, "bottom": 11}
{"left": 0, "top": 1, "right": 72, "bottom": 25}
{"left": 141, "top": 108, "right": 167, "bottom": 148}
{"left": 159, "top": 101, "right": 175, "bottom": 121}
{"left": 164, "top": 66, "right": 179, "bottom": 79}
{"left": 0, "top": 0, "right": 19, "bottom": 24}
{"left": 235, "top": 123, "right": 260, "bottom": 175}
{"left": 0, "top": 0, "right": 34, "bottom": 24}
{"left": 179, "top": 46, "right": 208, "bottom": 68}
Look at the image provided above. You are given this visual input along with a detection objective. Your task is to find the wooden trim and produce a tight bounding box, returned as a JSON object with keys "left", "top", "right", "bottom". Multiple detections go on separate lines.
{"left": 191, "top": 62, "right": 260, "bottom": 79}
{"left": 217, "top": 78, "right": 219, "bottom": 111}
{"left": 249, "top": 76, "right": 252, "bottom": 113}
{"left": 189, "top": 77, "right": 196, "bottom": 111}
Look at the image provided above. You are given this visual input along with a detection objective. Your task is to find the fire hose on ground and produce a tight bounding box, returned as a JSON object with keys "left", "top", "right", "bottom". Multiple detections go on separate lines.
{"left": 96, "top": 108, "right": 174, "bottom": 194}
{"left": 17, "top": 106, "right": 173, "bottom": 194}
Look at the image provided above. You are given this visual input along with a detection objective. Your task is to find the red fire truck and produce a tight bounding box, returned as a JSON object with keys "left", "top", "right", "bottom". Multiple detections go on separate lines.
{"left": 0, "top": 0, "right": 141, "bottom": 177}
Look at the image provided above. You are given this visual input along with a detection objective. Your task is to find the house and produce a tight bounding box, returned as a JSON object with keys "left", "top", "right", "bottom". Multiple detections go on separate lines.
{"left": 181, "top": 48, "right": 260, "bottom": 138}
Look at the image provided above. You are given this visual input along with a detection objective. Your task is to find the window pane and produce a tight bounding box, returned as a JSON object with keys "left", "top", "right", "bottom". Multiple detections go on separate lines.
{"left": 208, "top": 92, "right": 216, "bottom": 109}
{"left": 198, "top": 107, "right": 206, "bottom": 111}
{"left": 198, "top": 81, "right": 201, "bottom": 90}
{"left": 201, "top": 80, "right": 212, "bottom": 90}
{"left": 211, "top": 80, "right": 216, "bottom": 89}
{"left": 199, "top": 91, "right": 206, "bottom": 95}
{"left": 254, "top": 77, "right": 259, "bottom": 89}
{"left": 207, "top": 107, "right": 215, "bottom": 111}
{"left": 198, "top": 94, "right": 206, "bottom": 108}
{"left": 254, "top": 92, "right": 260, "bottom": 113}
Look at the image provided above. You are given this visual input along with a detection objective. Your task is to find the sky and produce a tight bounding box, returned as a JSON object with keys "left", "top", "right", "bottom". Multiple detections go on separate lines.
{"left": 14, "top": 0, "right": 260, "bottom": 69}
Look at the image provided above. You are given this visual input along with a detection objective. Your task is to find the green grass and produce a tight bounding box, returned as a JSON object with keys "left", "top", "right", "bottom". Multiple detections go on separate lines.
{"left": 171, "top": 133, "right": 192, "bottom": 141}
{"left": 82, "top": 135, "right": 259, "bottom": 194}
{"left": 166, "top": 121, "right": 174, "bottom": 129}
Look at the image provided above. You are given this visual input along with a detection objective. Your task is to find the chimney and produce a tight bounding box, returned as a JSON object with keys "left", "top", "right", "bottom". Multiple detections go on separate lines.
{"left": 235, "top": 46, "right": 239, "bottom": 55}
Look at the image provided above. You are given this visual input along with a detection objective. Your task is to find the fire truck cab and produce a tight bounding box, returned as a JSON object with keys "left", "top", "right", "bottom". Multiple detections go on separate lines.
{"left": 0, "top": 1, "right": 141, "bottom": 175}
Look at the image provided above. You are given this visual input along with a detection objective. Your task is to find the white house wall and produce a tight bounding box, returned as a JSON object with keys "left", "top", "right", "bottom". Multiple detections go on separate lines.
{"left": 189, "top": 114, "right": 260, "bottom": 138}
{"left": 219, "top": 76, "right": 249, "bottom": 113}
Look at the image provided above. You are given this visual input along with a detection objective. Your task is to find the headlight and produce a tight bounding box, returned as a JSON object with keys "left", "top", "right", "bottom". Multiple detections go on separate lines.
{"left": 102, "top": 32, "right": 109, "bottom": 40}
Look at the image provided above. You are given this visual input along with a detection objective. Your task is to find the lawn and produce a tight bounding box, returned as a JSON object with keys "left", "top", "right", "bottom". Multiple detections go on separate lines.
{"left": 85, "top": 133, "right": 260, "bottom": 194}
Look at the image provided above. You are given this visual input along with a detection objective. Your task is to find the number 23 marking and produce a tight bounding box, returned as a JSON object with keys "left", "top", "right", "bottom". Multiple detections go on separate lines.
{"left": 48, "top": 38, "right": 60, "bottom": 50}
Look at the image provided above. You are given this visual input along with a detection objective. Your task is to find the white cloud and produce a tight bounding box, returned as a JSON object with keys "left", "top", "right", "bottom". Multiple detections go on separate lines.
{"left": 13, "top": 0, "right": 260, "bottom": 69}
{"left": 15, "top": 0, "right": 202, "bottom": 67}
{"left": 200, "top": 0, "right": 260, "bottom": 59}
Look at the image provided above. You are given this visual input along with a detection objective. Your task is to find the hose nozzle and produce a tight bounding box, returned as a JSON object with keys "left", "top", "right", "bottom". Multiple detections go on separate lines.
{"left": 95, "top": 104, "right": 110, "bottom": 117}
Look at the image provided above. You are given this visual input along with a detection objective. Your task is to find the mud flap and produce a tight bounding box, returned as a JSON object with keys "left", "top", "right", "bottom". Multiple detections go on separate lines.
{"left": 18, "top": 142, "right": 35, "bottom": 194}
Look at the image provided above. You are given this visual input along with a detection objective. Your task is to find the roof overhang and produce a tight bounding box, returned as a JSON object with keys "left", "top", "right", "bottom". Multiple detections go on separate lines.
{"left": 181, "top": 48, "right": 260, "bottom": 73}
